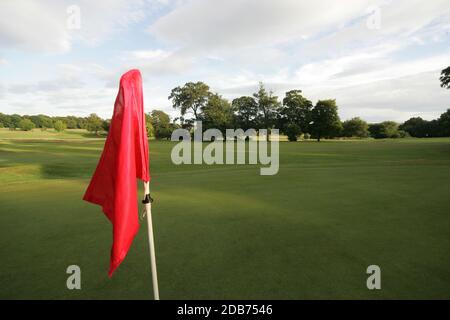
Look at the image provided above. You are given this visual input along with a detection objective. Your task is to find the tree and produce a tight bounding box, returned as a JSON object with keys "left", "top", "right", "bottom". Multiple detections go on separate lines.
{"left": 40, "top": 115, "right": 53, "bottom": 129}
{"left": 145, "top": 114, "right": 155, "bottom": 138}
{"left": 168, "top": 82, "right": 210, "bottom": 120}
{"left": 201, "top": 93, "right": 233, "bottom": 133}
{"left": 18, "top": 118, "right": 35, "bottom": 131}
{"left": 399, "top": 117, "right": 430, "bottom": 137}
{"left": 342, "top": 117, "right": 369, "bottom": 138}
{"left": 0, "top": 113, "right": 11, "bottom": 128}
{"left": 284, "top": 123, "right": 301, "bottom": 141}
{"left": 9, "top": 114, "right": 22, "bottom": 129}
{"left": 231, "top": 96, "right": 258, "bottom": 130}
{"left": 440, "top": 66, "right": 450, "bottom": 89}
{"left": 65, "top": 116, "right": 78, "bottom": 129}
{"left": 253, "top": 82, "right": 280, "bottom": 140}
{"left": 150, "top": 110, "right": 172, "bottom": 139}
{"left": 86, "top": 113, "right": 103, "bottom": 135}
{"left": 369, "top": 121, "right": 399, "bottom": 138}
{"left": 438, "top": 109, "right": 450, "bottom": 136}
{"left": 101, "top": 120, "right": 110, "bottom": 132}
{"left": 280, "top": 90, "right": 313, "bottom": 134}
{"left": 53, "top": 120, "right": 66, "bottom": 132}
{"left": 310, "top": 99, "right": 342, "bottom": 141}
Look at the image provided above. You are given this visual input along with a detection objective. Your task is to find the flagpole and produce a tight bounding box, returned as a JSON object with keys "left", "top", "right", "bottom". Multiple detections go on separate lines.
{"left": 144, "top": 181, "right": 160, "bottom": 300}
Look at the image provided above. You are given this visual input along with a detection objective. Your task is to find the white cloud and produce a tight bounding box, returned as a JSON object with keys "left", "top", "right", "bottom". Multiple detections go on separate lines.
{"left": 0, "top": 0, "right": 166, "bottom": 53}
{"left": 150, "top": 0, "right": 374, "bottom": 50}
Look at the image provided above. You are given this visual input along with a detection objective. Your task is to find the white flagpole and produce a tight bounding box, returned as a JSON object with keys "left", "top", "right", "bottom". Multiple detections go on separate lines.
{"left": 144, "top": 181, "right": 160, "bottom": 300}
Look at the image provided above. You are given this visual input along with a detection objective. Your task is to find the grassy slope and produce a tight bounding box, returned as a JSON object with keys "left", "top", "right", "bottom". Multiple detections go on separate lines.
{"left": 0, "top": 130, "right": 450, "bottom": 299}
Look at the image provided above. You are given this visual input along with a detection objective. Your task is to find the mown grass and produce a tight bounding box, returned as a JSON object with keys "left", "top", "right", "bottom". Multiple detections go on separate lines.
{"left": 1, "top": 129, "right": 450, "bottom": 299}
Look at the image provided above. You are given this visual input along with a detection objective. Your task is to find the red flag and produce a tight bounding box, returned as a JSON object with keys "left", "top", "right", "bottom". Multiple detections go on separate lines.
{"left": 83, "top": 69, "right": 150, "bottom": 277}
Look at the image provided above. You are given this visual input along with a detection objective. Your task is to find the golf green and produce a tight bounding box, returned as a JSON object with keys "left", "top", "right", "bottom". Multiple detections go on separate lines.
{"left": 1, "top": 130, "right": 450, "bottom": 299}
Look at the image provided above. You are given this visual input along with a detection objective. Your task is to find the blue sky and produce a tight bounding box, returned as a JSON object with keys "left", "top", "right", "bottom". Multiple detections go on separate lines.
{"left": 0, "top": 0, "right": 449, "bottom": 122}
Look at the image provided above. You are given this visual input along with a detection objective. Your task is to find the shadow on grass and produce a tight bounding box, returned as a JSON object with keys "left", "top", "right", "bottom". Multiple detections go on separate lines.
{"left": 40, "top": 162, "right": 94, "bottom": 179}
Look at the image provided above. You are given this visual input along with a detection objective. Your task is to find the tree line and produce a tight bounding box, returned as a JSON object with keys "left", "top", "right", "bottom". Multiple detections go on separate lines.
{"left": 167, "top": 81, "right": 450, "bottom": 141}
{"left": 2, "top": 65, "right": 449, "bottom": 141}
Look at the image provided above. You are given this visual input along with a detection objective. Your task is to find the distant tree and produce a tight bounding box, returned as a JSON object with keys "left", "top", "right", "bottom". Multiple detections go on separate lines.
{"left": 145, "top": 114, "right": 155, "bottom": 138}
{"left": 201, "top": 93, "right": 233, "bottom": 134}
{"left": 53, "top": 120, "right": 66, "bottom": 132}
{"left": 310, "top": 99, "right": 342, "bottom": 141}
{"left": 284, "top": 123, "right": 302, "bottom": 141}
{"left": 253, "top": 83, "right": 280, "bottom": 140}
{"left": 399, "top": 117, "right": 430, "bottom": 137}
{"left": 18, "top": 118, "right": 35, "bottom": 131}
{"left": 440, "top": 66, "right": 450, "bottom": 89}
{"left": 231, "top": 96, "right": 258, "bottom": 129}
{"left": 65, "top": 116, "right": 78, "bottom": 129}
{"left": 280, "top": 90, "right": 313, "bottom": 134}
{"left": 40, "top": 115, "right": 53, "bottom": 129}
{"left": 398, "top": 130, "right": 410, "bottom": 138}
{"left": 342, "top": 117, "right": 369, "bottom": 138}
{"left": 382, "top": 121, "right": 400, "bottom": 138}
{"left": 9, "top": 114, "right": 22, "bottom": 129}
{"left": 86, "top": 113, "right": 103, "bottom": 135}
{"left": 0, "top": 113, "right": 10, "bottom": 127}
{"left": 369, "top": 121, "right": 399, "bottom": 138}
{"left": 438, "top": 108, "right": 450, "bottom": 136}
{"left": 77, "top": 117, "right": 87, "bottom": 129}
{"left": 169, "top": 82, "right": 211, "bottom": 120}
{"left": 150, "top": 110, "right": 172, "bottom": 139}
{"left": 101, "top": 120, "right": 110, "bottom": 132}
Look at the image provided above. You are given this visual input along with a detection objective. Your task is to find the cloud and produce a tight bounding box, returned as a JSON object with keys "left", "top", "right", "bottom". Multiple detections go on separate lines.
{"left": 0, "top": 0, "right": 167, "bottom": 53}
{"left": 150, "top": 0, "right": 374, "bottom": 50}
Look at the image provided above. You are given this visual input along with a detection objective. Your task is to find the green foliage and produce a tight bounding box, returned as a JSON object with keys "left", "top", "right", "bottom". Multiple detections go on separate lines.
{"left": 150, "top": 110, "right": 172, "bottom": 139}
{"left": 53, "top": 120, "right": 66, "bottom": 132}
{"left": 438, "top": 108, "right": 450, "bottom": 136}
{"left": 440, "top": 66, "right": 450, "bottom": 89}
{"left": 169, "top": 82, "right": 211, "bottom": 120}
{"left": 342, "top": 117, "right": 369, "bottom": 138}
{"left": 147, "top": 119, "right": 155, "bottom": 138}
{"left": 101, "top": 120, "right": 110, "bottom": 133}
{"left": 398, "top": 130, "right": 410, "bottom": 138}
{"left": 201, "top": 93, "right": 233, "bottom": 133}
{"left": 280, "top": 90, "right": 312, "bottom": 134}
{"left": 310, "top": 99, "right": 342, "bottom": 141}
{"left": 253, "top": 82, "right": 280, "bottom": 131}
{"left": 399, "top": 117, "right": 430, "bottom": 137}
{"left": 284, "top": 123, "right": 301, "bottom": 141}
{"left": 231, "top": 96, "right": 258, "bottom": 129}
{"left": 369, "top": 121, "right": 400, "bottom": 139}
{"left": 9, "top": 114, "right": 22, "bottom": 129}
{"left": 86, "top": 113, "right": 103, "bottom": 135}
{"left": 18, "top": 118, "right": 35, "bottom": 131}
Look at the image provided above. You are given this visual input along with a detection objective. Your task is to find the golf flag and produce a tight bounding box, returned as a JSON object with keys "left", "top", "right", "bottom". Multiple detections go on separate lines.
{"left": 83, "top": 69, "right": 150, "bottom": 277}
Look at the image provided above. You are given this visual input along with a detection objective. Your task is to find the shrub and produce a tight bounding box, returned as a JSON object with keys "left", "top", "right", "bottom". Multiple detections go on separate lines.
{"left": 18, "top": 119, "right": 35, "bottom": 131}
{"left": 54, "top": 120, "right": 67, "bottom": 132}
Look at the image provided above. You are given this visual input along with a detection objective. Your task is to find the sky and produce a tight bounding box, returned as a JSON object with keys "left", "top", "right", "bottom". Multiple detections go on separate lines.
{"left": 0, "top": 0, "right": 449, "bottom": 122}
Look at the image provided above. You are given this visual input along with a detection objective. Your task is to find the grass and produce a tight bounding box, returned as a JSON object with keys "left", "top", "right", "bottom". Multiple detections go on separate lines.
{"left": 1, "top": 129, "right": 450, "bottom": 299}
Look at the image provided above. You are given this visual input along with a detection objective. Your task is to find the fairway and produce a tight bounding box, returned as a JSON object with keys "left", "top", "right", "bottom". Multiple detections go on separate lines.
{"left": 1, "top": 129, "right": 450, "bottom": 299}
